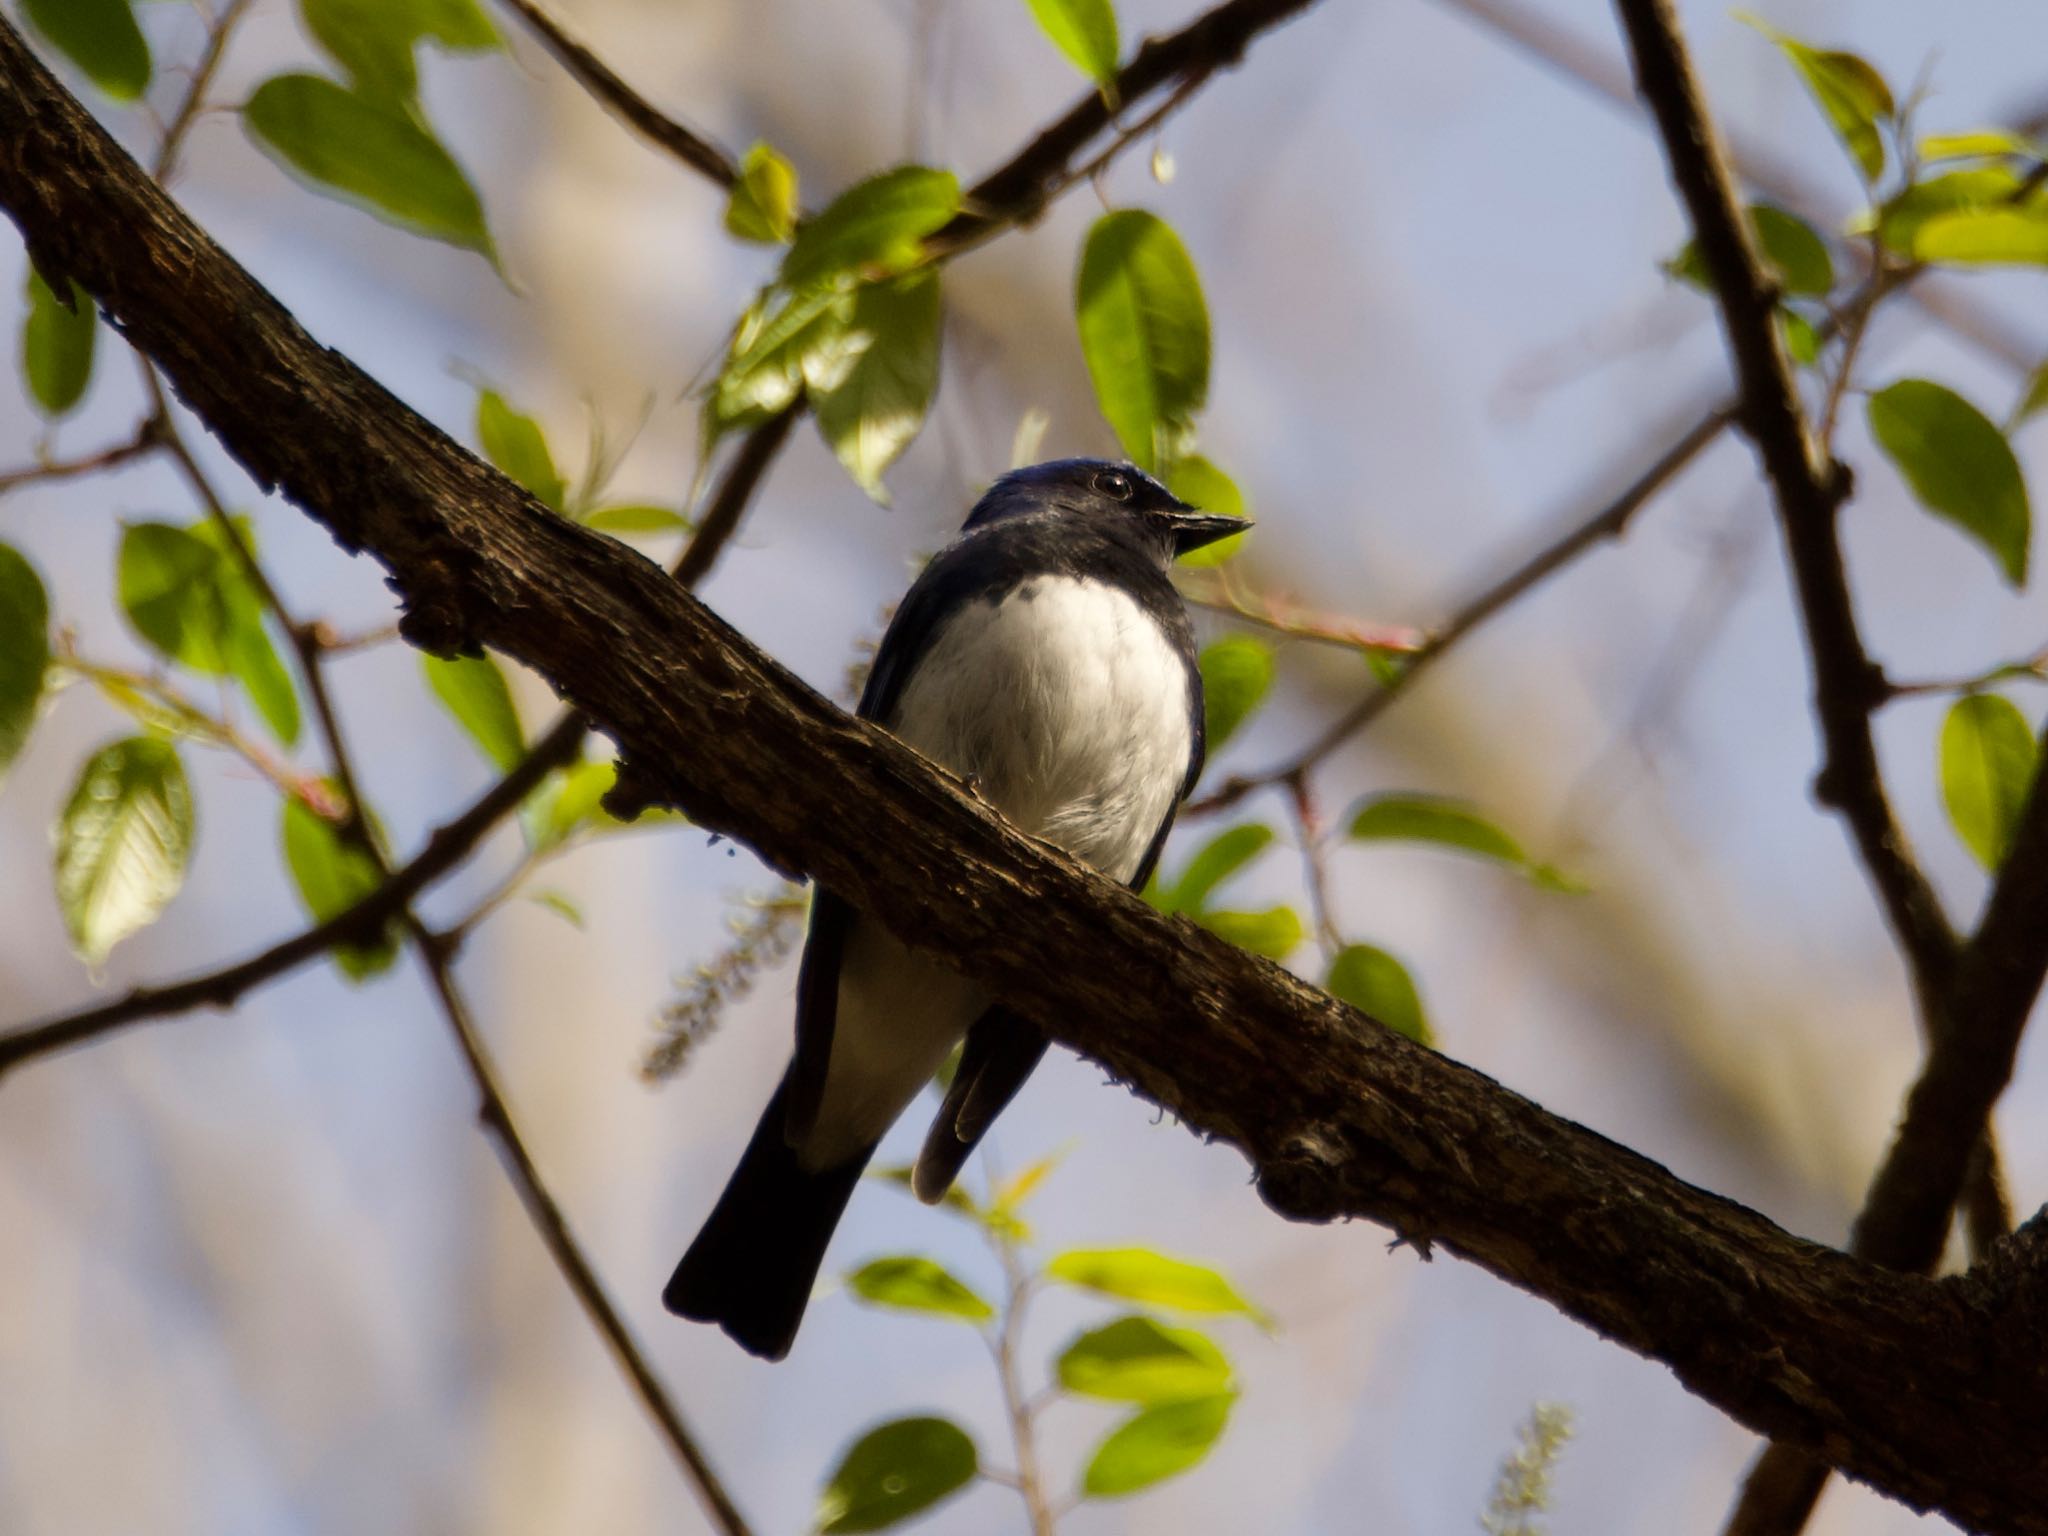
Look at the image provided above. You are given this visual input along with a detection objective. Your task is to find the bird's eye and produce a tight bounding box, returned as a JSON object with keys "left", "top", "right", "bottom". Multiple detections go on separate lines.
{"left": 1095, "top": 470, "right": 1134, "bottom": 502}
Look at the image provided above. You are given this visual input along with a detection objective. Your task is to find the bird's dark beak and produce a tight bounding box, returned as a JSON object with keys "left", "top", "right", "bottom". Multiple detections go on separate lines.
{"left": 1162, "top": 509, "right": 1252, "bottom": 556}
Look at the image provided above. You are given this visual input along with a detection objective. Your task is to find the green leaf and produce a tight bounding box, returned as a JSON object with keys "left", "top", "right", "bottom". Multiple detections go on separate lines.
{"left": 1668, "top": 204, "right": 1833, "bottom": 297}
{"left": 281, "top": 796, "right": 398, "bottom": 980}
{"left": 1023, "top": 0, "right": 1120, "bottom": 88}
{"left": 55, "top": 737, "right": 193, "bottom": 965}
{"left": 1150, "top": 822, "right": 1272, "bottom": 914}
{"left": 0, "top": 543, "right": 51, "bottom": 783}
{"left": 1939, "top": 694, "right": 2040, "bottom": 871}
{"left": 23, "top": 0, "right": 150, "bottom": 101}
{"left": 243, "top": 74, "right": 495, "bottom": 258}
{"left": 523, "top": 755, "right": 619, "bottom": 849}
{"left": 583, "top": 503, "right": 691, "bottom": 536}
{"left": 1914, "top": 208, "right": 2048, "bottom": 267}
{"left": 1920, "top": 129, "right": 2039, "bottom": 162}
{"left": 476, "top": 390, "right": 566, "bottom": 509}
{"left": 992, "top": 1149, "right": 1064, "bottom": 1212}
{"left": 779, "top": 166, "right": 960, "bottom": 291}
{"left": 1046, "top": 1248, "right": 1264, "bottom": 1318}
{"left": 1347, "top": 793, "right": 1576, "bottom": 888}
{"left": 527, "top": 887, "right": 585, "bottom": 927}
{"left": 1778, "top": 308, "right": 1822, "bottom": 367}
{"left": 1741, "top": 16, "right": 1893, "bottom": 183}
{"left": 1198, "top": 635, "right": 1274, "bottom": 752}
{"left": 1081, "top": 1393, "right": 1235, "bottom": 1498}
{"left": 726, "top": 141, "right": 800, "bottom": 244}
{"left": 422, "top": 653, "right": 523, "bottom": 772}
{"left": 1076, "top": 210, "right": 1210, "bottom": 473}
{"left": 816, "top": 1417, "right": 978, "bottom": 1533}
{"left": 298, "top": 0, "right": 499, "bottom": 101}
{"left": 22, "top": 268, "right": 98, "bottom": 419}
{"left": 844, "top": 1256, "right": 994, "bottom": 1323}
{"left": 1057, "top": 1315, "right": 1232, "bottom": 1404}
{"left": 2014, "top": 363, "right": 2048, "bottom": 429}
{"left": 871, "top": 1162, "right": 980, "bottom": 1218}
{"left": 707, "top": 284, "right": 854, "bottom": 439}
{"left": 1326, "top": 943, "right": 1433, "bottom": 1046}
{"left": 812, "top": 272, "right": 944, "bottom": 501}
{"left": 223, "top": 603, "right": 302, "bottom": 748}
{"left": 1871, "top": 168, "right": 2025, "bottom": 254}
{"left": 1167, "top": 454, "right": 1249, "bottom": 566}
{"left": 1198, "top": 905, "right": 1303, "bottom": 959}
{"left": 1866, "top": 380, "right": 2031, "bottom": 586}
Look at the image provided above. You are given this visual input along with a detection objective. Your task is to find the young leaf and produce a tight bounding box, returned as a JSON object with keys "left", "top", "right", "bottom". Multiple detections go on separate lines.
{"left": 1741, "top": 16, "right": 1893, "bottom": 183}
{"left": 844, "top": 1256, "right": 995, "bottom": 1323}
{"left": 816, "top": 1416, "right": 978, "bottom": 1533}
{"left": 23, "top": 0, "right": 150, "bottom": 102}
{"left": 778, "top": 166, "right": 960, "bottom": 291}
{"left": 476, "top": 390, "right": 566, "bottom": 510}
{"left": 707, "top": 285, "right": 854, "bottom": 438}
{"left": 583, "top": 504, "right": 691, "bottom": 536}
{"left": 1939, "top": 694, "right": 2040, "bottom": 871}
{"left": 1167, "top": 454, "right": 1248, "bottom": 567}
{"left": 1872, "top": 168, "right": 2025, "bottom": 254}
{"left": 527, "top": 887, "right": 585, "bottom": 928}
{"left": 1023, "top": 0, "right": 1120, "bottom": 89}
{"left": 23, "top": 268, "right": 98, "bottom": 420}
{"left": 0, "top": 543, "right": 50, "bottom": 783}
{"left": 1920, "top": 129, "right": 2039, "bottom": 162}
{"left": 1076, "top": 210, "right": 1210, "bottom": 472}
{"left": 297, "top": 0, "right": 500, "bottom": 103}
{"left": 1149, "top": 822, "right": 1273, "bottom": 914}
{"left": 812, "top": 272, "right": 944, "bottom": 501}
{"left": 422, "top": 653, "right": 524, "bottom": 772}
{"left": 1669, "top": 204, "right": 1832, "bottom": 296}
{"left": 1197, "top": 905, "right": 1303, "bottom": 960}
{"left": 1045, "top": 1248, "right": 1264, "bottom": 1319}
{"left": 1326, "top": 943, "right": 1433, "bottom": 1046}
{"left": 523, "top": 755, "right": 618, "bottom": 849}
{"left": 870, "top": 1162, "right": 980, "bottom": 1218}
{"left": 726, "top": 141, "right": 800, "bottom": 244}
{"left": 1866, "top": 380, "right": 2030, "bottom": 586}
{"left": 55, "top": 737, "right": 193, "bottom": 965}
{"left": 243, "top": 75, "right": 496, "bottom": 259}
{"left": 1057, "top": 1315, "right": 1233, "bottom": 1404}
{"left": 1199, "top": 635, "right": 1274, "bottom": 752}
{"left": 1081, "top": 1393, "right": 1236, "bottom": 1498}
{"left": 1914, "top": 208, "right": 2048, "bottom": 268}
{"left": 992, "top": 1149, "right": 1065, "bottom": 1212}
{"left": 1778, "top": 308, "right": 1822, "bottom": 368}
{"left": 281, "top": 797, "right": 398, "bottom": 980}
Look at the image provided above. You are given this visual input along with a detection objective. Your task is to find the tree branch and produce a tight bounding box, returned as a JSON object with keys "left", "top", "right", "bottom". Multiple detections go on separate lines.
{"left": 6, "top": 24, "right": 2048, "bottom": 1529}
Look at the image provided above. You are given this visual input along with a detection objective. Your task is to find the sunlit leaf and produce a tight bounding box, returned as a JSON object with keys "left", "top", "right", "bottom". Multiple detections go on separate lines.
{"left": 1023, "top": 0, "right": 1120, "bottom": 88}
{"left": 1198, "top": 904, "right": 1302, "bottom": 959}
{"left": 993, "top": 1149, "right": 1064, "bottom": 1212}
{"left": 1081, "top": 1393, "right": 1235, "bottom": 1498}
{"left": 1076, "top": 210, "right": 1209, "bottom": 472}
{"left": 870, "top": 1162, "right": 980, "bottom": 1218}
{"left": 1872, "top": 168, "right": 2025, "bottom": 254}
{"left": 1914, "top": 208, "right": 2048, "bottom": 267}
{"left": 1326, "top": 943, "right": 1433, "bottom": 1046}
{"left": 1741, "top": 15, "right": 1893, "bottom": 183}
{"left": 726, "top": 141, "right": 800, "bottom": 244}
{"left": 298, "top": 0, "right": 499, "bottom": 102}
{"left": 1046, "top": 1248, "right": 1264, "bottom": 1318}
{"left": 476, "top": 390, "right": 566, "bottom": 510}
{"left": 844, "top": 1256, "right": 994, "bottom": 1323}
{"left": 55, "top": 737, "right": 193, "bottom": 964}
{"left": 1919, "top": 129, "right": 2038, "bottom": 163}
{"left": 1057, "top": 1315, "right": 1232, "bottom": 1404}
{"left": 816, "top": 1416, "right": 978, "bottom": 1533}
{"left": 779, "top": 166, "right": 960, "bottom": 290}
{"left": 281, "top": 796, "right": 398, "bottom": 980}
{"left": 1939, "top": 694, "right": 2040, "bottom": 871}
{"left": 583, "top": 504, "right": 691, "bottom": 536}
{"left": 1198, "top": 635, "right": 1273, "bottom": 753}
{"left": 244, "top": 74, "right": 496, "bottom": 258}
{"left": 23, "top": 0, "right": 149, "bottom": 101}
{"left": 22, "top": 268, "right": 98, "bottom": 419}
{"left": 1149, "top": 822, "right": 1272, "bottom": 914}
{"left": 813, "top": 272, "right": 943, "bottom": 502}
{"left": 0, "top": 543, "right": 50, "bottom": 784}
{"left": 1669, "top": 204, "right": 1833, "bottom": 296}
{"left": 422, "top": 653, "right": 524, "bottom": 772}
{"left": 707, "top": 284, "right": 854, "bottom": 439}
{"left": 1167, "top": 454, "right": 1248, "bottom": 567}
{"left": 522, "top": 755, "right": 621, "bottom": 850}
{"left": 1866, "top": 380, "right": 2030, "bottom": 587}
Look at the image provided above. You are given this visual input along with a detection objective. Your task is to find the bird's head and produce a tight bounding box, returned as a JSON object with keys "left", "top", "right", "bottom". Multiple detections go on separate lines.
{"left": 962, "top": 458, "right": 1249, "bottom": 560}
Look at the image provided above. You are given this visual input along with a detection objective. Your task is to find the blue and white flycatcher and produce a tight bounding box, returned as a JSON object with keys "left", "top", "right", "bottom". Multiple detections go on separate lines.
{"left": 664, "top": 458, "right": 1247, "bottom": 1359}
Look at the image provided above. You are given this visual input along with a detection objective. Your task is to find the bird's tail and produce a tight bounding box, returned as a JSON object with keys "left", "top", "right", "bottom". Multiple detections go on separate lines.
{"left": 663, "top": 1074, "right": 874, "bottom": 1361}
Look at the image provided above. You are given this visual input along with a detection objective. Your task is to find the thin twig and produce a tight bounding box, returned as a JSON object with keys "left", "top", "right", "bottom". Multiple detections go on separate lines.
{"left": 0, "top": 420, "right": 161, "bottom": 496}
{"left": 152, "top": 0, "right": 254, "bottom": 182}
{"left": 1181, "top": 571, "right": 1426, "bottom": 657}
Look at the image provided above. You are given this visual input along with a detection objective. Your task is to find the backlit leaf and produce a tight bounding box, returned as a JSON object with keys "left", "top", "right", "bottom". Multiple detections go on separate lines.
{"left": 707, "top": 284, "right": 853, "bottom": 439}
{"left": 1914, "top": 208, "right": 2048, "bottom": 267}
{"left": 1057, "top": 1315, "right": 1232, "bottom": 1404}
{"left": 1081, "top": 1393, "right": 1235, "bottom": 1498}
{"left": 844, "top": 1256, "right": 994, "bottom": 1323}
{"left": 1024, "top": 0, "right": 1120, "bottom": 88}
{"left": 816, "top": 1417, "right": 978, "bottom": 1533}
{"left": 1742, "top": 16, "right": 1892, "bottom": 182}
{"left": 1199, "top": 635, "right": 1273, "bottom": 752}
{"left": 1076, "top": 210, "right": 1209, "bottom": 472}
{"left": 1326, "top": 943, "right": 1433, "bottom": 1046}
{"left": 244, "top": 74, "right": 495, "bottom": 258}
{"left": 813, "top": 272, "right": 943, "bottom": 501}
{"left": 422, "top": 653, "right": 524, "bottom": 772}
{"left": 281, "top": 796, "right": 398, "bottom": 980}
{"left": 779, "top": 166, "right": 959, "bottom": 291}
{"left": 1198, "top": 905, "right": 1302, "bottom": 959}
{"left": 55, "top": 737, "right": 192, "bottom": 964}
{"left": 0, "top": 543, "right": 50, "bottom": 783}
{"left": 1939, "top": 694, "right": 2040, "bottom": 871}
{"left": 23, "top": 0, "right": 149, "bottom": 101}
{"left": 726, "top": 141, "right": 799, "bottom": 244}
{"left": 1872, "top": 168, "right": 2025, "bottom": 254}
{"left": 1920, "top": 129, "right": 2038, "bottom": 162}
{"left": 1866, "top": 380, "right": 2030, "bottom": 586}
{"left": 477, "top": 390, "right": 566, "bottom": 510}
{"left": 583, "top": 504, "right": 691, "bottom": 535}
{"left": 22, "top": 268, "right": 97, "bottom": 419}
{"left": 1046, "top": 1248, "right": 1264, "bottom": 1318}
{"left": 1167, "top": 454, "right": 1248, "bottom": 566}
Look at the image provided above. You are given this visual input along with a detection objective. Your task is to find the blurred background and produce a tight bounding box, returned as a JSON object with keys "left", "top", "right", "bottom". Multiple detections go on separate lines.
{"left": 3, "top": 0, "right": 2045, "bottom": 1530}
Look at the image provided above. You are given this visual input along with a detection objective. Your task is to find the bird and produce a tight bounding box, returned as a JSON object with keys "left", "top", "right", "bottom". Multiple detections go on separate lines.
{"left": 663, "top": 457, "right": 1247, "bottom": 1359}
